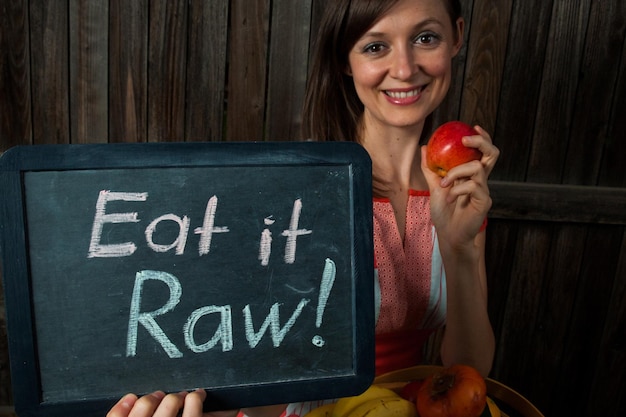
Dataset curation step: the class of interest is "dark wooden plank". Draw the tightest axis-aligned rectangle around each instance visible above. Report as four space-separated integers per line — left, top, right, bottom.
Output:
563 0 626 185
308 0 325 48
185 0 229 142
526 1 591 183
225 0 270 141
598 6 626 188
484 220 518 350
69 0 109 144
550 225 622 416
490 224 551 398
0 0 54 404
0 0 31 403
109 0 148 143
586 229 626 416
489 181 626 225
460 0 513 134
29 0 69 145
0 0 32 150
147 0 188 142
265 0 312 141
0 406 16 417
523 225 587 414
489 0 554 181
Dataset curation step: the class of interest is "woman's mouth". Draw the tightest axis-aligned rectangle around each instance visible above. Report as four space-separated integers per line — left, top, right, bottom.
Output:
384 86 425 104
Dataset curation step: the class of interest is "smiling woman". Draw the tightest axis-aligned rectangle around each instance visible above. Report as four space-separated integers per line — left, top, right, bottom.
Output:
304 0 497 376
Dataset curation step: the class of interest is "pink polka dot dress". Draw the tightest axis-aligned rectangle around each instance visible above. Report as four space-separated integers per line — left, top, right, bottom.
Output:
373 190 447 376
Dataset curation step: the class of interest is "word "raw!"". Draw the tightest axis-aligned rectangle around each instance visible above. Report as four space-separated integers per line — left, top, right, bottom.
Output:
126 258 337 357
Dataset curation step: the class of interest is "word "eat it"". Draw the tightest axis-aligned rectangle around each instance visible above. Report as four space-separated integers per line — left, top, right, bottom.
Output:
87 191 312 264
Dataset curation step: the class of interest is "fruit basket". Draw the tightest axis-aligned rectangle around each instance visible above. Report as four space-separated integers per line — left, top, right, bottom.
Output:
373 365 544 417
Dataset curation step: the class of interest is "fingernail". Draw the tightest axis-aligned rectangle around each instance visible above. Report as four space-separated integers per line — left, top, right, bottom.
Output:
151 391 166 400
120 394 137 409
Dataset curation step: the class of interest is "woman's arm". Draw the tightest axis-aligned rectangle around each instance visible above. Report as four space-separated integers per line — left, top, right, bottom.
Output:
437 230 495 376
420 125 499 377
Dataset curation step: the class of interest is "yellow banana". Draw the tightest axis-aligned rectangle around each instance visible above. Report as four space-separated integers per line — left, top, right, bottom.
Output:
345 396 418 417
304 402 336 417
332 385 399 417
486 396 501 417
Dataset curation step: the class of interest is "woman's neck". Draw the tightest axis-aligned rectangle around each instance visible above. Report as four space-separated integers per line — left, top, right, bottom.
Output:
359 117 428 197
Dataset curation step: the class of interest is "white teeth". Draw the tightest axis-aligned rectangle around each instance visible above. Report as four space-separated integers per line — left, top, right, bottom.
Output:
386 88 421 99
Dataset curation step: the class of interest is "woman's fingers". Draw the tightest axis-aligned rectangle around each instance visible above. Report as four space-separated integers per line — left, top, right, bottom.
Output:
152 392 188 417
421 147 491 240
182 389 235 417
107 393 139 417
448 178 491 209
132 391 174 417
181 389 206 417
464 125 500 176
108 390 240 417
183 389 240 417
117 391 167 417
120 391 185 417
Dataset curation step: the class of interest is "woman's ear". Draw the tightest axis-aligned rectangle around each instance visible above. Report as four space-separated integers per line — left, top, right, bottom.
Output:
452 17 465 57
344 64 353 76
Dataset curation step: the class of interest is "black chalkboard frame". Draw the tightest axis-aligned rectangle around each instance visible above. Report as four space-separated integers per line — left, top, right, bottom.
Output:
0 142 375 417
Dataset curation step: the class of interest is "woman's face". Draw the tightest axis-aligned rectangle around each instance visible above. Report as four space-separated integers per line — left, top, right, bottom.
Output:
347 0 463 132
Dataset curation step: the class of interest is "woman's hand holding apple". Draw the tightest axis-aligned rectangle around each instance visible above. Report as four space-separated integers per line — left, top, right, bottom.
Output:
421 122 499 250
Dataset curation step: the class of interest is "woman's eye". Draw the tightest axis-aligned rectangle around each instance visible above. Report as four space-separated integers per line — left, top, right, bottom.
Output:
414 32 440 46
363 42 386 54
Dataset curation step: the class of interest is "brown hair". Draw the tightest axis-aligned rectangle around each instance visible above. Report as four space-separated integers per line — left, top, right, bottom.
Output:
302 0 463 142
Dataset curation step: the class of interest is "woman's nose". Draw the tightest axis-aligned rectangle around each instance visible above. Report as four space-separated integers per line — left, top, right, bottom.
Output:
389 47 416 80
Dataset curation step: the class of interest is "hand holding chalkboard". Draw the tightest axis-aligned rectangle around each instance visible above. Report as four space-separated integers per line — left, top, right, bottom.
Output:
0 142 374 417
107 390 240 417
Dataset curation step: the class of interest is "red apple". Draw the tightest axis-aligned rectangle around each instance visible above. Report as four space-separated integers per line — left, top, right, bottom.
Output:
426 121 482 177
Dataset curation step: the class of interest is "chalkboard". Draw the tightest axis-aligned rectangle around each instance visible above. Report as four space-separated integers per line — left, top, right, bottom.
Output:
0 142 374 417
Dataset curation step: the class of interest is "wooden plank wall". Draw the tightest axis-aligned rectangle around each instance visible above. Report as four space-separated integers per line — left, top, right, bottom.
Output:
1 0 625 416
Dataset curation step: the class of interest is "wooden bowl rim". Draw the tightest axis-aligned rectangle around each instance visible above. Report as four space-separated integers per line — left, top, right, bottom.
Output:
374 366 545 417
